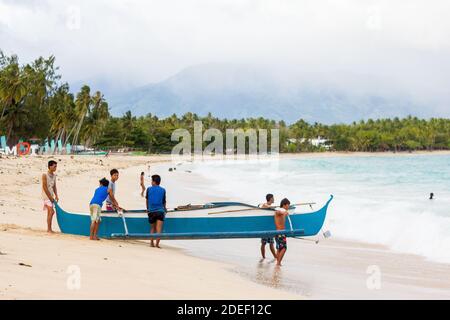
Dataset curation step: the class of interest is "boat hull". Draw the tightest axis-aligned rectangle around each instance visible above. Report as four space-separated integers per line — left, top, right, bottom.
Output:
55 196 333 239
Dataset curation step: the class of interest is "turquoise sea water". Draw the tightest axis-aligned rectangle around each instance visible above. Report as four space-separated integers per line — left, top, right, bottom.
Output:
185 154 450 264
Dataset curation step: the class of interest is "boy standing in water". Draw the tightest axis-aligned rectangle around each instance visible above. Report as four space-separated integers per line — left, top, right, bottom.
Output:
42 160 59 233
274 198 291 266
260 194 277 260
106 169 121 211
146 175 167 248
89 178 110 240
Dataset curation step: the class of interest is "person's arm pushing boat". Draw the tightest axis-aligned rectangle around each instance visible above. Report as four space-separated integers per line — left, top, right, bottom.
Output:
163 189 167 213
140 172 145 197
107 188 120 210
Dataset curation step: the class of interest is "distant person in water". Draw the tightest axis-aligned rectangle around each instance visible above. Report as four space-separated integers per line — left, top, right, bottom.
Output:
42 160 59 233
146 174 167 248
140 172 146 197
259 194 277 260
89 178 110 240
274 198 291 266
106 169 122 211
429 193 434 200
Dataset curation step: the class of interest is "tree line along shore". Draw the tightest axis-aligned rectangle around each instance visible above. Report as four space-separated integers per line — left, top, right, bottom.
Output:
2 52 450 154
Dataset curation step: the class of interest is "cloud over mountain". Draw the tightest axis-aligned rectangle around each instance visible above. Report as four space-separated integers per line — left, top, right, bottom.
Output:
109 64 434 124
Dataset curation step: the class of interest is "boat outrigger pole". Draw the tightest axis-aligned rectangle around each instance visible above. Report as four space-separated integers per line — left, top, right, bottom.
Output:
111 229 305 240
118 210 129 236
208 202 317 215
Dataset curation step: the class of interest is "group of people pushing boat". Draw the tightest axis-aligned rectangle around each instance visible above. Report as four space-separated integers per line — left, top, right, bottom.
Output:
41 160 291 266
89 170 167 248
41 160 166 248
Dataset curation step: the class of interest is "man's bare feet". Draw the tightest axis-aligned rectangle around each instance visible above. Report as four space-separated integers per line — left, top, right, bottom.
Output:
47 230 55 234
150 242 155 247
95 237 100 241
156 245 162 249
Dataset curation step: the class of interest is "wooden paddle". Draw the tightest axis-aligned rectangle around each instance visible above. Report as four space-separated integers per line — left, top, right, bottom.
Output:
207 202 316 215
175 204 205 211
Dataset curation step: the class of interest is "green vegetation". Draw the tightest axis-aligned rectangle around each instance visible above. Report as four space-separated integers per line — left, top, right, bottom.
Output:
0 52 109 148
2 52 450 153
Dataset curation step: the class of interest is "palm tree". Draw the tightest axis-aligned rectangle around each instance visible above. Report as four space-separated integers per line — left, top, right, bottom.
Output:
1 53 60 142
82 91 109 146
49 84 76 146
0 57 28 140
121 110 134 146
71 85 92 147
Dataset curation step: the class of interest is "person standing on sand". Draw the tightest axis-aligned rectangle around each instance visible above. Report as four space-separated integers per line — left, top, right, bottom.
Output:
42 160 59 233
105 169 122 211
260 194 277 260
274 198 291 266
89 178 110 240
146 175 167 248
140 172 146 197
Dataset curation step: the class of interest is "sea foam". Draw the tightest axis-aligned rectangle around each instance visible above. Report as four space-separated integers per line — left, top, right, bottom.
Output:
187 155 450 264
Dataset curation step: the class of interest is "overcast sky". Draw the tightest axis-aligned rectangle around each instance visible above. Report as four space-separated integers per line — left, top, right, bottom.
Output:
1 0 450 111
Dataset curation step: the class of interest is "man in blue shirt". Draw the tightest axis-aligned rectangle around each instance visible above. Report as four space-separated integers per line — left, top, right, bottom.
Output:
146 175 167 248
89 178 110 240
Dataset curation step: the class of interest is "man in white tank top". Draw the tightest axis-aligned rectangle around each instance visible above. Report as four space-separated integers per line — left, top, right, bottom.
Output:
42 160 59 233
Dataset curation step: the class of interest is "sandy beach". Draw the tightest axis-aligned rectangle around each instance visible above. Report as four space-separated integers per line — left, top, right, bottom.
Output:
1 153 450 299
0 154 297 300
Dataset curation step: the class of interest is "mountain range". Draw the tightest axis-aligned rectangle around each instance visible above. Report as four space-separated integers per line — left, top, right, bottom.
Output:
102 64 431 124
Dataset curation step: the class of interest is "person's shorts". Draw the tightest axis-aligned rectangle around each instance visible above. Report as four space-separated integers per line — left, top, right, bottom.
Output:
43 199 53 211
90 204 102 222
261 237 274 245
148 211 165 224
275 235 287 250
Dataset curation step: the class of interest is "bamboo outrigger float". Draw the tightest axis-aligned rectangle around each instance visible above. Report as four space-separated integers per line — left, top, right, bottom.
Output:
55 195 333 240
